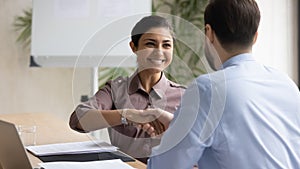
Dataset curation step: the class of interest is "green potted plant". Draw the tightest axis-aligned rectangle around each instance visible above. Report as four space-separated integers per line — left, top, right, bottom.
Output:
153 0 209 85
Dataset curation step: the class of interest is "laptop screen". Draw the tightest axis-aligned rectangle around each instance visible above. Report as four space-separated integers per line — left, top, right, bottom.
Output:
0 120 33 169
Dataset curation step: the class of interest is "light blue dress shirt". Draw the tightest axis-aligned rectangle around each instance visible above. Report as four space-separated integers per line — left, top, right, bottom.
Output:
148 53 300 169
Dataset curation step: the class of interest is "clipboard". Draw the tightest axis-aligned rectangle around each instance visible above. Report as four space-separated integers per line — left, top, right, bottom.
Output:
36 151 135 163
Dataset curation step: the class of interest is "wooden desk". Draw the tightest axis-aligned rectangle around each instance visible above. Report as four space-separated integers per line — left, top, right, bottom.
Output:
0 113 146 169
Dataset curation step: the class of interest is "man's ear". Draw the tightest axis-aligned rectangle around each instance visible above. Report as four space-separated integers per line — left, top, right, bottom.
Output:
129 41 137 53
205 24 214 43
252 31 258 45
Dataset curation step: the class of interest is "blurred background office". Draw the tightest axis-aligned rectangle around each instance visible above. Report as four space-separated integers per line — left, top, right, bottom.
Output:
0 0 298 122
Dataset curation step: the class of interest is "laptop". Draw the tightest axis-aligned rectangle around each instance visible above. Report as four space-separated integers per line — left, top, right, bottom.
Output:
0 120 41 169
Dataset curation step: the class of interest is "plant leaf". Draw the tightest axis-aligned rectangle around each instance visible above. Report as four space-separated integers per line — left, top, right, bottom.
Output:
13 8 32 49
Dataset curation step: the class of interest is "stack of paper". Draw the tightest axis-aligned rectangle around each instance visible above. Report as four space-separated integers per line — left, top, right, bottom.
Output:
39 159 135 169
26 141 118 156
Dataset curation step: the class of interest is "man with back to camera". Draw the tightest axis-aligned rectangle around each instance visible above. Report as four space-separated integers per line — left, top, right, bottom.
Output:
147 0 300 168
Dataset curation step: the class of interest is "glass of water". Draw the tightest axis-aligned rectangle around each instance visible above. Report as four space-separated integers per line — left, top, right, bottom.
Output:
17 125 37 146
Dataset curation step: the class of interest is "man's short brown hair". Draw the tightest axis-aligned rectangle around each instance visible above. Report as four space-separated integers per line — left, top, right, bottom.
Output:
204 0 260 51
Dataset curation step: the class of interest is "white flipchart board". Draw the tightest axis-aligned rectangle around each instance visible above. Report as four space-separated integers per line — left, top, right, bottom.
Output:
31 0 151 67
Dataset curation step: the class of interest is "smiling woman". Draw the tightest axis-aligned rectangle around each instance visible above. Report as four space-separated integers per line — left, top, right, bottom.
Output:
69 15 186 164
130 16 175 74
133 27 173 71
131 26 174 92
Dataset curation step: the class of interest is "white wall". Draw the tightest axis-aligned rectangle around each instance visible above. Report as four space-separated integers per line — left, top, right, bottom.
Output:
0 0 91 120
254 0 298 84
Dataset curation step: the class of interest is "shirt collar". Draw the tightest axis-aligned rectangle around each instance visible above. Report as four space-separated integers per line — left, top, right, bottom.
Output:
128 70 168 98
222 53 255 69
152 72 168 98
128 70 140 94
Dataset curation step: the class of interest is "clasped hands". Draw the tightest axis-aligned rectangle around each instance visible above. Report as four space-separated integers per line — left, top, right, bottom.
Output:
122 108 173 137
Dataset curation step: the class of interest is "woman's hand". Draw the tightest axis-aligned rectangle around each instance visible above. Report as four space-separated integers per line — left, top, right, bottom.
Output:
122 109 157 124
141 108 174 128
123 108 173 125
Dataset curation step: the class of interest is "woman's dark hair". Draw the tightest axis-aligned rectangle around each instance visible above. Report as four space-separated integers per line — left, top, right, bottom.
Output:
204 0 260 51
131 15 175 47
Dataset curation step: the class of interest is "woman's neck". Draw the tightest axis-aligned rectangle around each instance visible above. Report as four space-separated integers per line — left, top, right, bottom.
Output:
138 70 162 93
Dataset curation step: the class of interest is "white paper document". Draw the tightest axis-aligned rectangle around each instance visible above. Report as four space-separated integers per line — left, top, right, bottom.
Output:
39 159 135 169
26 141 118 156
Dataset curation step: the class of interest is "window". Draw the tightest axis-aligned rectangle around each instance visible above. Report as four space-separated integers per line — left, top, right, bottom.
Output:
253 0 298 84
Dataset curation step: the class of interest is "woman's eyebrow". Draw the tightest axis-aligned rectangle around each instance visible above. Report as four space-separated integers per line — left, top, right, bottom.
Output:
143 38 172 43
163 39 172 43
143 38 156 42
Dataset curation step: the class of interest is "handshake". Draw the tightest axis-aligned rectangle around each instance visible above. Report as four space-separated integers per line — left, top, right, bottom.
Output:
121 108 174 137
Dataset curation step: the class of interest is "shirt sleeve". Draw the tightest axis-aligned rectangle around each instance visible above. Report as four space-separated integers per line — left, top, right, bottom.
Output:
69 81 114 132
147 78 216 169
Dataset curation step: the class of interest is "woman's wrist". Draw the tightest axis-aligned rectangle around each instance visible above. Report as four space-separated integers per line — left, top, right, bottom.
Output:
119 109 128 125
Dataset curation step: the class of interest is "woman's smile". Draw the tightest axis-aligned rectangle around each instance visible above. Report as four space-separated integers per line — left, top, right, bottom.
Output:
147 58 166 65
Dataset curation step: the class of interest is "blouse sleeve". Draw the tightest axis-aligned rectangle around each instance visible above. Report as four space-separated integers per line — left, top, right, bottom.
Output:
69 81 114 132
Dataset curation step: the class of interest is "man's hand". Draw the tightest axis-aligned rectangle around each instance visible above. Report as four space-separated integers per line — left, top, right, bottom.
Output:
121 108 174 136
139 108 174 137
141 120 165 137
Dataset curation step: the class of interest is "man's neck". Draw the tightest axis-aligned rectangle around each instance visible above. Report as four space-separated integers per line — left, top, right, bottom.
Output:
221 48 252 64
